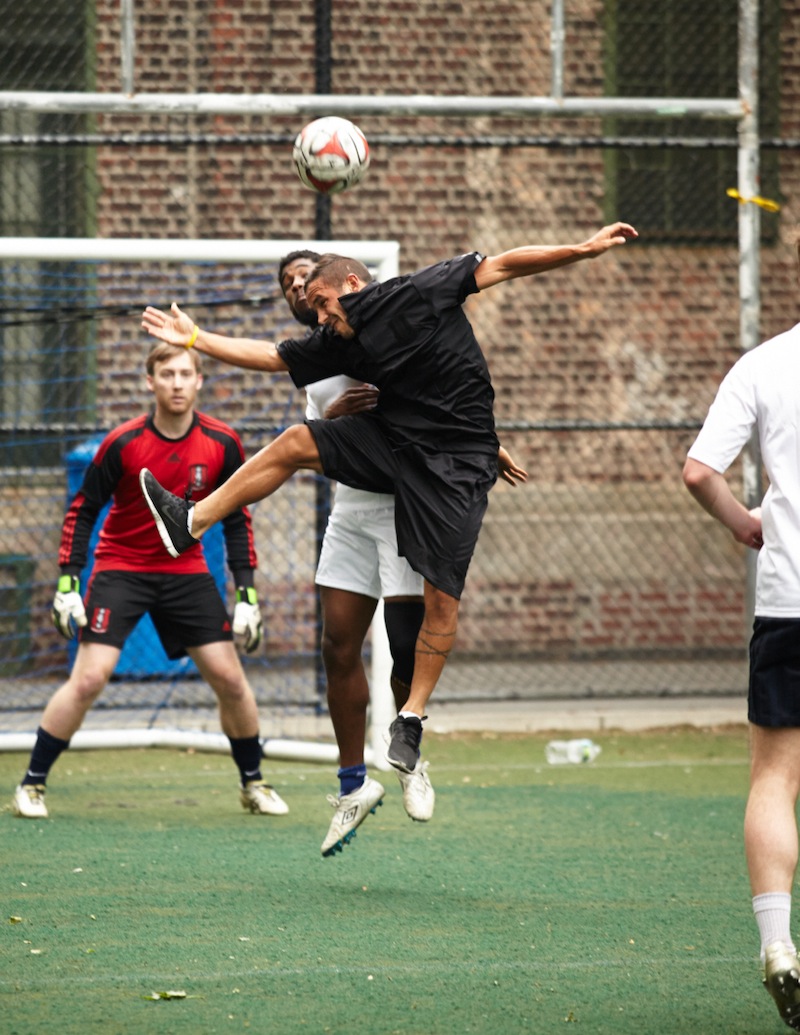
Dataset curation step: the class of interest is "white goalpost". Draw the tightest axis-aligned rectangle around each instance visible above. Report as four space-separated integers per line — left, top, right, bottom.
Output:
0 237 399 771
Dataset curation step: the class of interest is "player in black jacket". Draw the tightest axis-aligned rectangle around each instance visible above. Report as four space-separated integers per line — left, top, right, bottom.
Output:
11 343 289 820
140 224 634 777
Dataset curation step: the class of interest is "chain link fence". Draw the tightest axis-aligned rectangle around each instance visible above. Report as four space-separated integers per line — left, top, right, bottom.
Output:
0 250 751 716
1 0 797 721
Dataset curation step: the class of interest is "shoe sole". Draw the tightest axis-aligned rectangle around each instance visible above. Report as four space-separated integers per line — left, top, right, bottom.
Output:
385 750 417 775
139 469 181 559
321 797 383 858
764 944 800 1031
766 971 800 1029
404 807 433 823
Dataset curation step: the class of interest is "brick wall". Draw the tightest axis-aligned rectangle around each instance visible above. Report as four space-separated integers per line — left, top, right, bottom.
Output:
75 0 800 662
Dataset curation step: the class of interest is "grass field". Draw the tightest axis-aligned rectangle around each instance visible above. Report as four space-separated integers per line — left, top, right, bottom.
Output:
0 725 787 1034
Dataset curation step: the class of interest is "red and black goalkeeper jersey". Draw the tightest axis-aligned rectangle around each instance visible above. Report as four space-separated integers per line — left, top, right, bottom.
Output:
59 412 257 580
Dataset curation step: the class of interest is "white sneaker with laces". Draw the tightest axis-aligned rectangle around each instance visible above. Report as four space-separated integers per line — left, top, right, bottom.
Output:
240 780 289 816
321 776 385 857
396 759 435 822
12 784 49 819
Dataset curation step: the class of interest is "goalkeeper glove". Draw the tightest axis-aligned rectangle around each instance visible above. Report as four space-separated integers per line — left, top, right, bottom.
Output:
232 586 263 654
52 574 88 640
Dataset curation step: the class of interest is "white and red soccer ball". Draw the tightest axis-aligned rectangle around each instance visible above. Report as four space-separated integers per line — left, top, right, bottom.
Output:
292 116 370 196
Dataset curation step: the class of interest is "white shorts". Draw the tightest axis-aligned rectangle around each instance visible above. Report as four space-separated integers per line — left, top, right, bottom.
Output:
315 502 424 599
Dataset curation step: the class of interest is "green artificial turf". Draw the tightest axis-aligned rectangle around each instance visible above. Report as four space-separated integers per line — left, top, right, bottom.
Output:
1 725 783 1035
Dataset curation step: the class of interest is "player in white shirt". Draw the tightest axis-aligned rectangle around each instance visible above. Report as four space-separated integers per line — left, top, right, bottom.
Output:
280 252 431 857
684 318 800 1030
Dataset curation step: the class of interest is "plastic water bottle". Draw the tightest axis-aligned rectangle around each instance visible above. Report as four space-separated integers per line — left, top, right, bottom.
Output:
545 738 601 765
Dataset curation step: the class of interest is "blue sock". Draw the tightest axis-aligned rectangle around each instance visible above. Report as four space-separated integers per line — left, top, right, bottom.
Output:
338 763 367 796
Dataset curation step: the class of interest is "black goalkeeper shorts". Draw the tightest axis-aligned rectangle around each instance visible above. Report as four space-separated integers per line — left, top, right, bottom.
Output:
80 570 232 658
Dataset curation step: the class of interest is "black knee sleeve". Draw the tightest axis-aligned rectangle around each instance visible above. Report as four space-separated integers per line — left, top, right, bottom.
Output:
383 599 425 688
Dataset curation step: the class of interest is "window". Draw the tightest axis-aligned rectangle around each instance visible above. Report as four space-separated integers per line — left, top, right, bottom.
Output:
604 0 780 244
0 0 96 458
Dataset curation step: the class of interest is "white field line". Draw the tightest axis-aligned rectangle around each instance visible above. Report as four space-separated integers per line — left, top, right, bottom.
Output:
0 953 758 993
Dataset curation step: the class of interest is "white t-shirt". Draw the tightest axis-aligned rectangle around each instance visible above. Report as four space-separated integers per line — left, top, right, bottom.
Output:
305 375 395 511
687 322 800 616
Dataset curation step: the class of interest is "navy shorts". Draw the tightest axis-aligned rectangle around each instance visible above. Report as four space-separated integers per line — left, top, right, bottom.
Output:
307 414 497 600
80 571 232 659
749 617 800 727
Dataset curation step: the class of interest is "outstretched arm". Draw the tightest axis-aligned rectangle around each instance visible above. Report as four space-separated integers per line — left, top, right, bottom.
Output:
141 302 289 372
474 222 638 290
682 457 763 550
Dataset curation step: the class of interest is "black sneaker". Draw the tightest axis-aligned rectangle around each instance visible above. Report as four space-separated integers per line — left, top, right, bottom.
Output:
386 715 424 774
139 468 199 558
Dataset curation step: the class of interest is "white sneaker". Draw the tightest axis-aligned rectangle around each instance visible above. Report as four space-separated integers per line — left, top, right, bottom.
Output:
12 784 48 819
240 781 289 816
321 776 385 857
763 940 800 1030
396 759 435 822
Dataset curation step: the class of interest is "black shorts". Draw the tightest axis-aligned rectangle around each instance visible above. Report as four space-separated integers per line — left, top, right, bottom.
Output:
749 617 800 727
307 414 497 599
80 571 233 659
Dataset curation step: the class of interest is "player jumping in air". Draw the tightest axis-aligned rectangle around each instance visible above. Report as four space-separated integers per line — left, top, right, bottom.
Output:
139 223 636 783
142 249 527 856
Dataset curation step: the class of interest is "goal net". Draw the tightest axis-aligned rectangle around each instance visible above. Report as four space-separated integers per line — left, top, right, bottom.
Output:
0 237 399 769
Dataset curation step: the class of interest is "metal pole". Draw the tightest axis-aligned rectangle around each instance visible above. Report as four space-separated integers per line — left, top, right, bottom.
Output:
313 0 333 715
120 0 135 96
550 0 565 101
313 0 332 243
738 0 761 636
0 237 399 264
0 91 744 120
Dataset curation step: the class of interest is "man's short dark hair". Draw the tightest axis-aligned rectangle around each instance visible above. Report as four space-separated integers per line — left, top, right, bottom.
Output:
307 254 373 289
278 250 322 285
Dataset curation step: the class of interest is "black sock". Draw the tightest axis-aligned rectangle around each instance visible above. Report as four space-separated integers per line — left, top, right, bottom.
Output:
22 726 70 786
229 735 263 786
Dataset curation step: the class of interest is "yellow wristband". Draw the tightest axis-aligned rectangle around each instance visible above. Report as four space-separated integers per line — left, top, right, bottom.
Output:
186 325 199 349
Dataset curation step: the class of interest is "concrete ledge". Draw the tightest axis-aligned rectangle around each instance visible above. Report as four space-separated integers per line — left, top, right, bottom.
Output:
427 695 747 734
0 695 748 745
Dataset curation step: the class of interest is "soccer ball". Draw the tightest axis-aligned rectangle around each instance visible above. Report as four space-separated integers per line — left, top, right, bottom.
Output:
292 116 370 196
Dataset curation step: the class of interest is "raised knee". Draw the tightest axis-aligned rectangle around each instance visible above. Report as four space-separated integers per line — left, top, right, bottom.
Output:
285 424 321 468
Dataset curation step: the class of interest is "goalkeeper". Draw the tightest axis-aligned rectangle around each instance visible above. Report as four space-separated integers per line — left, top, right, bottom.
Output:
11 343 289 821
